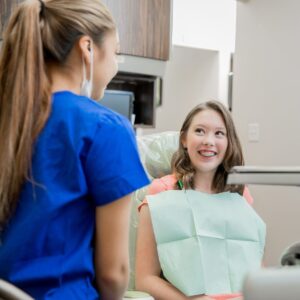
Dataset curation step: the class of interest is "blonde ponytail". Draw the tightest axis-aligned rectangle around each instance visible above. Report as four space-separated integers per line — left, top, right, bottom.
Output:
0 0 116 230
0 0 51 230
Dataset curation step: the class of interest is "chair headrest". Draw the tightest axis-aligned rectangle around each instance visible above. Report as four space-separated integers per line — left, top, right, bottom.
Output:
137 131 179 179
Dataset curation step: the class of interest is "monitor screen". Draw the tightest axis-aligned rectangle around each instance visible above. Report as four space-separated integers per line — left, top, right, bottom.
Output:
99 90 134 122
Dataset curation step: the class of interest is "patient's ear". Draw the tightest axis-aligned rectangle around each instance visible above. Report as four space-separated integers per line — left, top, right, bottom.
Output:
181 135 187 149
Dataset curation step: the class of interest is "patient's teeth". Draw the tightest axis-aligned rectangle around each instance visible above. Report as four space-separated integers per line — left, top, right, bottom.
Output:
199 151 216 157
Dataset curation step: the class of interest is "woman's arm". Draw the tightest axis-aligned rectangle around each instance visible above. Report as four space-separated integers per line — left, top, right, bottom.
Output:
136 206 213 300
95 194 132 300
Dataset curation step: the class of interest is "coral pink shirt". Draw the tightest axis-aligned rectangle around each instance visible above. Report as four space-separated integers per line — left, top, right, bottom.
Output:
139 174 254 211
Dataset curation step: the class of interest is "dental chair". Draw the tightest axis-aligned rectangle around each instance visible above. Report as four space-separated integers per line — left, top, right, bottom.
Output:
0 279 33 300
227 166 300 300
127 163 300 300
125 131 179 299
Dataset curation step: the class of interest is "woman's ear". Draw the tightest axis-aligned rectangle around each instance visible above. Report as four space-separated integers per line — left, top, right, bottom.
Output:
78 35 92 64
180 134 187 149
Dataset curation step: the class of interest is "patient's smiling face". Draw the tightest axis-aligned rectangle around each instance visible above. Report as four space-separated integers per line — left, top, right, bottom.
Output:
182 109 228 177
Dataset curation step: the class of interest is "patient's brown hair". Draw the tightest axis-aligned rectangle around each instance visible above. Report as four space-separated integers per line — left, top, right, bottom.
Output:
172 100 245 195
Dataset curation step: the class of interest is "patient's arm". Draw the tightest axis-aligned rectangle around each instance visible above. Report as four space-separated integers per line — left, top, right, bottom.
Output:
135 206 214 300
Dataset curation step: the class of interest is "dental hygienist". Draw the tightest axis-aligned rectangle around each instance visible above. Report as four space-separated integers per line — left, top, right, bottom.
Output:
0 0 149 299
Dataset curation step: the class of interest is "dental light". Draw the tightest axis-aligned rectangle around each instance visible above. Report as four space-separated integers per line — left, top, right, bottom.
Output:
227 166 300 186
227 165 300 300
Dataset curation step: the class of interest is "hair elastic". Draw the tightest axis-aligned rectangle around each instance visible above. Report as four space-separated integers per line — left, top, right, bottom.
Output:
38 0 45 15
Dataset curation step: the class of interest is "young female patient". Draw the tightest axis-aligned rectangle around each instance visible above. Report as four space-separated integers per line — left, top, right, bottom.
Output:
135 101 266 300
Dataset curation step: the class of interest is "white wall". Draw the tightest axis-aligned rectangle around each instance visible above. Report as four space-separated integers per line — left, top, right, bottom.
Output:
142 45 219 134
172 0 236 103
172 0 236 51
232 0 300 266
140 0 237 135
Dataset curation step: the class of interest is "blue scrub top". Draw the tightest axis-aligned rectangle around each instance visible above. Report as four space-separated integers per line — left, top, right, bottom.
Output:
0 91 150 299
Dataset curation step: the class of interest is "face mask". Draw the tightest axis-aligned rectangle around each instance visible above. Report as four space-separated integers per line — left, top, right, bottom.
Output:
80 44 94 98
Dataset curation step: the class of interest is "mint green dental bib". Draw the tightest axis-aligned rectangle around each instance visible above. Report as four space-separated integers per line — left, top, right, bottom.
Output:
146 190 266 296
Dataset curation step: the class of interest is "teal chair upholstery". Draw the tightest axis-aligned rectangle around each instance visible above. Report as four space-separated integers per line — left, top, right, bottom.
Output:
128 131 179 291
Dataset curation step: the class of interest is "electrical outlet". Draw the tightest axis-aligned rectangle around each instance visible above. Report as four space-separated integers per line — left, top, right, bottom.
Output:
248 123 260 142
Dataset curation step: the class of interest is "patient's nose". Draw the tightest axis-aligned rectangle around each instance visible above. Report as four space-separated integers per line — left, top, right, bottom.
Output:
202 133 215 146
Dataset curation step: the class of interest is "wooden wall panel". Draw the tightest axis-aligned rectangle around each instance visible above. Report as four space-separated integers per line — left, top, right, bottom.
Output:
102 0 171 60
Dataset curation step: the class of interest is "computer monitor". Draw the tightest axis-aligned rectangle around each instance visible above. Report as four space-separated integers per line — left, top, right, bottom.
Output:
99 90 135 123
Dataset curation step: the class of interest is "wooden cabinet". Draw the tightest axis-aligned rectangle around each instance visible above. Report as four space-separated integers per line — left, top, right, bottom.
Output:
0 0 171 60
102 0 171 61
0 0 23 38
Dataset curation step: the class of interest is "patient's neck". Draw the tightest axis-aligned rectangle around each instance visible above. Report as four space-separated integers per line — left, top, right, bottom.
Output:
193 172 215 194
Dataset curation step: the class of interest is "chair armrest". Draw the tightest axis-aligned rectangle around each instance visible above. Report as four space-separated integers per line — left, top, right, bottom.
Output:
123 290 154 299
0 279 34 300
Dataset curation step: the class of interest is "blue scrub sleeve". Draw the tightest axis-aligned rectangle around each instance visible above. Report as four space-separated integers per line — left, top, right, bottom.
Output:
85 118 149 206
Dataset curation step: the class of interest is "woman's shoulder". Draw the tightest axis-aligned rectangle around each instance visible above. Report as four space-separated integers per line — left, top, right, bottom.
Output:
138 174 176 212
148 174 177 195
243 186 254 205
52 90 132 135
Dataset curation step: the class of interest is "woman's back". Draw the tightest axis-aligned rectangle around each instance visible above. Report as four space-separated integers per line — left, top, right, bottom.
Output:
0 91 149 299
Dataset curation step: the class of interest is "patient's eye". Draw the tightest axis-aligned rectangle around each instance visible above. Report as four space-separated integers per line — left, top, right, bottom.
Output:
195 128 205 135
215 130 226 137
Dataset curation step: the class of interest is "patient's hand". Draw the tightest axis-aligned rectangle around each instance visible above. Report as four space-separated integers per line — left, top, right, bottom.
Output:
189 296 243 300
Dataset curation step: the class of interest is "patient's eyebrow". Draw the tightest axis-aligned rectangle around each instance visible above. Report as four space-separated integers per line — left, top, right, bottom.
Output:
193 124 226 131
215 127 226 131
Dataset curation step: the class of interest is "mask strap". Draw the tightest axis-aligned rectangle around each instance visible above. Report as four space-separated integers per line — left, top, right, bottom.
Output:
89 44 94 92
82 55 87 83
80 41 94 98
